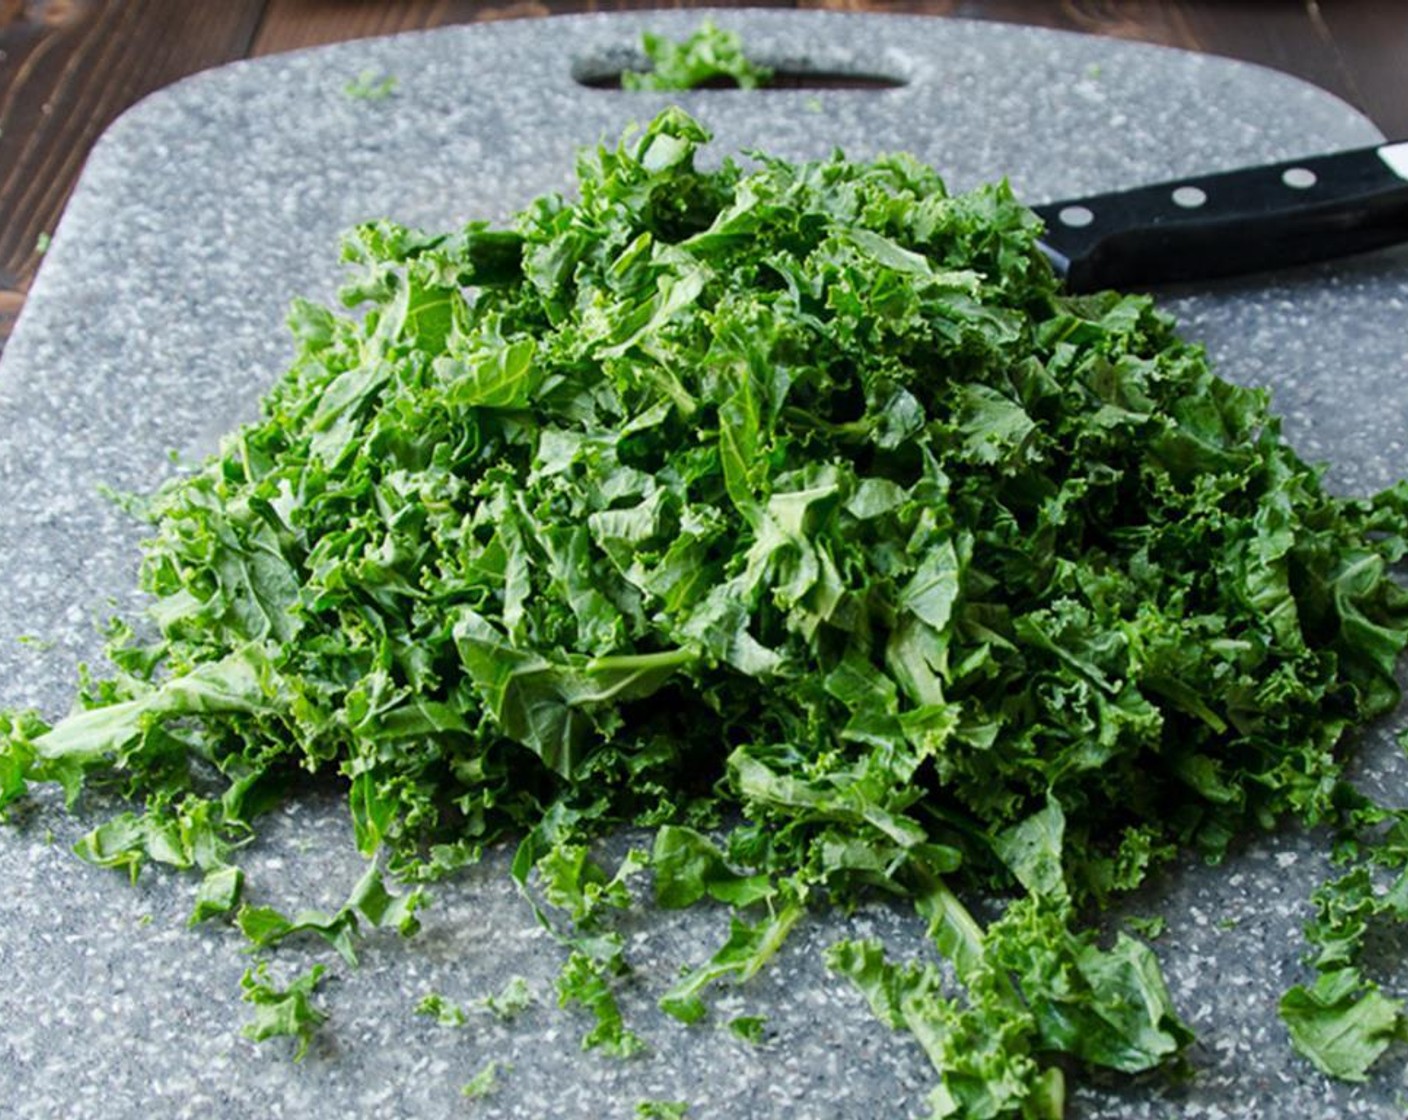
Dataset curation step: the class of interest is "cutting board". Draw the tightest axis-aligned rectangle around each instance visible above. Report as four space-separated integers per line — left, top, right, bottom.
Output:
2 11 1406 1119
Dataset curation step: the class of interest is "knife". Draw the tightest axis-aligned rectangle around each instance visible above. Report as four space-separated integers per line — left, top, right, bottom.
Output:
1031 140 1408 292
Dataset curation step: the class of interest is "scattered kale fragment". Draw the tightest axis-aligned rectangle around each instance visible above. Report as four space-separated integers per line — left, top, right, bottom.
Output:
728 1014 767 1044
462 1059 509 1100
1281 968 1404 1082
417 991 469 1028
189 863 245 926
240 961 328 1061
236 862 425 966
557 942 648 1058
345 69 397 101
635 1102 690 1120
1277 798 1408 1079
483 974 535 1021
622 21 772 90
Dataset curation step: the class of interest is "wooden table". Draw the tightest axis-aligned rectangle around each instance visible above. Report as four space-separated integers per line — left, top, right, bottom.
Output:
2 1 1405 350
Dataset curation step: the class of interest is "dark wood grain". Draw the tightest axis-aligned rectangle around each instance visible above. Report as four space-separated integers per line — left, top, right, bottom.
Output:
2 0 1405 351
1315 0 1408 137
0 0 266 338
249 0 813 55
251 0 546 55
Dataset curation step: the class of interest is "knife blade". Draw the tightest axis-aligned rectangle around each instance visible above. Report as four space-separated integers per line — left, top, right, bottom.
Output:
1032 140 1408 293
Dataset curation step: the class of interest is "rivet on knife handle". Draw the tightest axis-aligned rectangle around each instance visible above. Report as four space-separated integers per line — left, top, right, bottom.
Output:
1032 141 1408 293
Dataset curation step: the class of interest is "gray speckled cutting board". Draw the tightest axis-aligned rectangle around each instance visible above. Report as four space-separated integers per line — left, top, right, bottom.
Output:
2 10 1407 1120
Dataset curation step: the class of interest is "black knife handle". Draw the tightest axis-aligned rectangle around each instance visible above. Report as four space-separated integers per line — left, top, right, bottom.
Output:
1032 141 1408 293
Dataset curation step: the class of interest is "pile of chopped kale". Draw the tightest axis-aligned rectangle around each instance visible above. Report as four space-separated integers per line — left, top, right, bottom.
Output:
5 108 1408 1116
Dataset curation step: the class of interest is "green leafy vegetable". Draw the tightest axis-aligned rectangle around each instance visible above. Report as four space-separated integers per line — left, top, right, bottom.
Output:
1277 807 1408 1079
417 976 535 1028
1280 969 1404 1082
461 1059 508 1100
652 825 775 909
190 864 245 926
416 991 468 1028
728 1014 767 1044
635 1102 690 1120
622 21 772 91
483 974 535 1021
660 888 804 1025
240 962 328 1061
344 69 397 101
557 943 648 1058
1122 914 1166 940
236 862 425 967
6 106 1408 1112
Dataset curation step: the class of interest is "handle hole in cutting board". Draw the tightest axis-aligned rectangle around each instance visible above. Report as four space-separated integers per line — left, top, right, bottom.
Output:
573 51 906 91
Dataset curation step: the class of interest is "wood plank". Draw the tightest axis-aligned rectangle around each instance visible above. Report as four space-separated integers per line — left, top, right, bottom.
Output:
251 0 784 56
0 0 268 301
1316 0 1408 137
252 0 489 55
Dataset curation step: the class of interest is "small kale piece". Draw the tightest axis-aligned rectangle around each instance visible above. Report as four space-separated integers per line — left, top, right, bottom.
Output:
635 1102 690 1120
416 991 468 1028
239 962 328 1061
623 21 772 90
482 975 534 1021
1281 970 1405 1082
461 1059 509 1100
